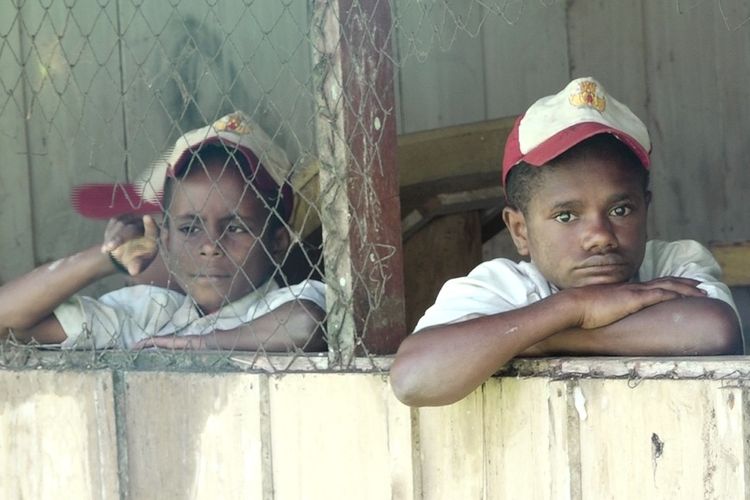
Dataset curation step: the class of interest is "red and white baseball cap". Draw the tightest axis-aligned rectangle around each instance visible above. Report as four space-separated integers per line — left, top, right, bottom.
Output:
71 111 294 220
502 77 651 186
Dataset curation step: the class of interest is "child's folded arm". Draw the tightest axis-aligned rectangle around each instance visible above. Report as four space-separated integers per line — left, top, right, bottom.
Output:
0 246 115 344
390 292 582 407
528 296 742 357
0 214 158 345
133 299 326 352
391 277 707 407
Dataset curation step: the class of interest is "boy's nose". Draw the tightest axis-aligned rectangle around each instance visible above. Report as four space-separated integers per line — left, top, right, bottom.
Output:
582 217 618 253
199 229 224 257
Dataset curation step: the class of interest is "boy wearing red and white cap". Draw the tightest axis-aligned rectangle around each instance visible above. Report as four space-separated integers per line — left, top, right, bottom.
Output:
391 78 742 407
0 111 326 351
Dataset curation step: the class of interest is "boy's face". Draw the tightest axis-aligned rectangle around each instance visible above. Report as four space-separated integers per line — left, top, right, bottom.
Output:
503 155 649 289
163 159 287 314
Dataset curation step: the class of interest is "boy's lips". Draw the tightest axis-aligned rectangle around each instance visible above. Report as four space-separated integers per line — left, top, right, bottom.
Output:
190 272 233 281
576 256 627 269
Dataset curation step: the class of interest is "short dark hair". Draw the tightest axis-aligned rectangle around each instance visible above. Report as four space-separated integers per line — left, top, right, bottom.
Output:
504 134 650 214
162 143 286 233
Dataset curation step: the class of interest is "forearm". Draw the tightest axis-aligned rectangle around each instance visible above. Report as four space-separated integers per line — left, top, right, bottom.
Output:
531 297 743 356
169 300 326 352
391 293 580 407
0 246 114 337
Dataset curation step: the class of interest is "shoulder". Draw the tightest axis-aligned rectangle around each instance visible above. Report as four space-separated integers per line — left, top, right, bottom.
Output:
99 284 187 312
56 285 187 349
215 279 326 327
640 240 740 319
468 258 548 284
264 279 326 309
413 258 553 332
640 240 720 280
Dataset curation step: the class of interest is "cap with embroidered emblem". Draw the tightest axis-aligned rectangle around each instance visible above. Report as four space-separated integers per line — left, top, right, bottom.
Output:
71 111 294 221
502 77 651 186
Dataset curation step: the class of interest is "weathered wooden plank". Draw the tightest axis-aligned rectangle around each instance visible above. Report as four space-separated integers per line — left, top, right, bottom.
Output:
393 0 488 134
574 379 745 498
566 0 648 120
503 356 750 380
483 377 573 500
417 387 485 499
0 370 119 499
228 351 393 373
401 186 502 241
482 1 570 118
123 372 265 499
398 117 514 188
0 4 35 282
312 0 406 358
268 373 414 500
641 2 727 243
20 1 124 275
710 241 750 286
711 10 750 243
404 212 482 331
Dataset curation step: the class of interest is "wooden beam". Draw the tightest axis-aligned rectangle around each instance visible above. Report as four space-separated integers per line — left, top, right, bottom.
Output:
402 186 503 241
710 241 750 286
397 117 515 187
291 117 515 240
311 0 406 360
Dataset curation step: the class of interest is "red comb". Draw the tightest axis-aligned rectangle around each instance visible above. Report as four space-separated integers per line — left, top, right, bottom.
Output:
70 183 162 219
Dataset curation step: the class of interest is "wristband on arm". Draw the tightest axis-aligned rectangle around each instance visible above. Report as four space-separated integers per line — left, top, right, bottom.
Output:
108 252 129 274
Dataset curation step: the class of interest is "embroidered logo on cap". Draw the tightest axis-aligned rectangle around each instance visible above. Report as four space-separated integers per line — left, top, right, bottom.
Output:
569 80 606 112
214 112 253 135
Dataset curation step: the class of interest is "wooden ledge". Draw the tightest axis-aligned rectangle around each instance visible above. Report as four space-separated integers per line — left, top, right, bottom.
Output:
502 356 750 380
2 345 749 381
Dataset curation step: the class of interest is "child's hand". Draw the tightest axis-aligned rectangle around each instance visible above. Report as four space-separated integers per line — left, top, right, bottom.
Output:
102 214 159 276
569 277 707 330
133 334 208 350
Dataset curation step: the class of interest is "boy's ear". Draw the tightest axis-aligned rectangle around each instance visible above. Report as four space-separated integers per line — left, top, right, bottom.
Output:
502 206 530 256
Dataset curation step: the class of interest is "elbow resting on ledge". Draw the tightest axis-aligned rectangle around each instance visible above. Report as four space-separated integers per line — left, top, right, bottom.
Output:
691 299 744 355
389 361 430 407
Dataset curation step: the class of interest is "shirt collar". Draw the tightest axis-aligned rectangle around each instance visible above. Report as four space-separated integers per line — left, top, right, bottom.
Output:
169 278 279 331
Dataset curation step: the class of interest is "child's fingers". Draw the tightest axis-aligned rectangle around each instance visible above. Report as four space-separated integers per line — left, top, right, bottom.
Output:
102 215 154 253
642 277 707 297
142 215 158 240
102 218 123 252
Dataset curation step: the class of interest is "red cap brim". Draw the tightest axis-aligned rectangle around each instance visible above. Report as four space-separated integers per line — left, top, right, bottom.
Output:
502 121 650 186
70 183 162 219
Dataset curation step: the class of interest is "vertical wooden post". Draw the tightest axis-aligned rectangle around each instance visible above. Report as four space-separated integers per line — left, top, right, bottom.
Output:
311 0 406 363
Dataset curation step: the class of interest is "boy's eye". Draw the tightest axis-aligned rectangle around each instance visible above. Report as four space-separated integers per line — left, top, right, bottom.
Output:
179 223 200 235
554 211 577 223
610 205 633 217
226 219 254 234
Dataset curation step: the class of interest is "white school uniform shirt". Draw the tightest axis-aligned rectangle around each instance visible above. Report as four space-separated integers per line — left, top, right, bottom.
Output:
414 240 739 332
54 279 325 349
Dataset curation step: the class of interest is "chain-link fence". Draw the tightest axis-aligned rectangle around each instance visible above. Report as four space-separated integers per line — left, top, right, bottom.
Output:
1 0 749 371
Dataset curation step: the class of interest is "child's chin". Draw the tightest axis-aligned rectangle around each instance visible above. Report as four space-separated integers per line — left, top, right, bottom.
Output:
573 275 630 287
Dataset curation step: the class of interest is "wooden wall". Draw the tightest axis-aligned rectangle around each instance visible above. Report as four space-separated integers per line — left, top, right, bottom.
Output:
395 0 750 247
1 0 748 284
3 357 750 499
